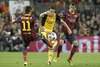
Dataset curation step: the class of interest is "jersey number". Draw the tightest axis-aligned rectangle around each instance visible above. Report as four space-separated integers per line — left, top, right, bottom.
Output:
22 21 31 31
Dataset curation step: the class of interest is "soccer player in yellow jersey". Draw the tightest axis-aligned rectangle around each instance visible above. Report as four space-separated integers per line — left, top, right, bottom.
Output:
39 6 72 65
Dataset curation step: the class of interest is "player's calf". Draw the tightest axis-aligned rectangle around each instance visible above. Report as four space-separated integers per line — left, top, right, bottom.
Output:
53 39 64 62
56 39 64 57
68 40 78 62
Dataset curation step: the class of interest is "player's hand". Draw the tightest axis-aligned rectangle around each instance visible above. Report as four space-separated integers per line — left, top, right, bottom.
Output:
44 11 50 15
58 13 64 17
68 30 72 35
40 27 51 34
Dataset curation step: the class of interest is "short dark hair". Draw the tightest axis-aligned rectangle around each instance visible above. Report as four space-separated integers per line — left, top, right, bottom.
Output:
70 2 76 6
25 6 33 14
48 6 55 10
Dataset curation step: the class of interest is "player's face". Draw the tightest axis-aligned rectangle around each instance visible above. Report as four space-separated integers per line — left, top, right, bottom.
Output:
70 6 76 12
48 9 55 17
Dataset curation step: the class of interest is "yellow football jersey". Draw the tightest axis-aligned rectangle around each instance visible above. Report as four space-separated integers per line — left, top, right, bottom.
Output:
44 14 56 32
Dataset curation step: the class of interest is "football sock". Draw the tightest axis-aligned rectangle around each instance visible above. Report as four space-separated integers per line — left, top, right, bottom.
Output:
48 40 57 62
57 45 62 58
48 49 53 62
23 50 27 62
68 46 77 60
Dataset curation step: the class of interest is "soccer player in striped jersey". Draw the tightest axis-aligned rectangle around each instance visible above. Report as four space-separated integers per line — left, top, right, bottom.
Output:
39 6 72 65
9 6 53 66
54 2 87 65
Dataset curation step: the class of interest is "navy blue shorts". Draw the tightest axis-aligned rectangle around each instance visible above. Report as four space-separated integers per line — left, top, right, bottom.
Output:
61 33 77 44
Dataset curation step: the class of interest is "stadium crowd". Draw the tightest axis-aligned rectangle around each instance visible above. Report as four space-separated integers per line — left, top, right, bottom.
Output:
0 0 100 51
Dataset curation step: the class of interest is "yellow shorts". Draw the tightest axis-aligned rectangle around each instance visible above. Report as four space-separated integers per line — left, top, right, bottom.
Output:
38 28 52 39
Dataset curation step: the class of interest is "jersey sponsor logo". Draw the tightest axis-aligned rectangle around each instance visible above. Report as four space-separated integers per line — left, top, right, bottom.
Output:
68 18 76 22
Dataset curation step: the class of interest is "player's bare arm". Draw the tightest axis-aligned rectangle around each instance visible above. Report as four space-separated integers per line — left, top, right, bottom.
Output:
58 13 64 18
40 11 49 18
77 21 89 32
57 12 72 35
60 19 72 35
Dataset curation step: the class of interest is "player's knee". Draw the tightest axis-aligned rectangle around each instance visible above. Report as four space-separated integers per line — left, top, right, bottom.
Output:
73 40 78 46
59 39 64 46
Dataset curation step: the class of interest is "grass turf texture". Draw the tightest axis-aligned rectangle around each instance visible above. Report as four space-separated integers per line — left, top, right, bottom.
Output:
0 52 99 67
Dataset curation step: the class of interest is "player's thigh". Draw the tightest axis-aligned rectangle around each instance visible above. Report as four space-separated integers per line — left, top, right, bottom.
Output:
22 36 35 49
66 33 78 46
23 42 30 49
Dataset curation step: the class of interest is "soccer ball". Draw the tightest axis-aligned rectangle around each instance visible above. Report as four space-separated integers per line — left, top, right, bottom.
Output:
48 32 57 40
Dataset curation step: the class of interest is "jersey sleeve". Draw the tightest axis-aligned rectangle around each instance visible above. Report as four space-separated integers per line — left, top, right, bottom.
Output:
56 15 61 23
41 15 47 26
61 10 66 16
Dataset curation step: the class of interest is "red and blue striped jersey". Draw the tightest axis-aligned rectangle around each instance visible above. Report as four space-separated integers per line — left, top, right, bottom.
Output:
14 15 38 44
61 10 79 34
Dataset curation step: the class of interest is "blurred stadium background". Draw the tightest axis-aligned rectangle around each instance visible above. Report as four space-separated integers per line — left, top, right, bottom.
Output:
0 0 100 67
0 0 100 52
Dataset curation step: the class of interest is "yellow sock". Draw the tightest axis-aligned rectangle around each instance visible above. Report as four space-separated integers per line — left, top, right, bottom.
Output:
48 40 58 62
48 49 53 62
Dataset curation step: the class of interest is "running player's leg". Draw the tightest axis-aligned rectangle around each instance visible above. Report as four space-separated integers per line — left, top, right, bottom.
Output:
66 33 78 65
48 40 57 65
54 33 66 62
23 42 29 66
41 32 53 48
56 39 64 58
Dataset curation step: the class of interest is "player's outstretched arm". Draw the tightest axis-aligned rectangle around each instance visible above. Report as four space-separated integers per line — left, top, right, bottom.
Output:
12 15 21 23
61 19 72 35
35 20 51 34
77 21 89 32
40 11 49 18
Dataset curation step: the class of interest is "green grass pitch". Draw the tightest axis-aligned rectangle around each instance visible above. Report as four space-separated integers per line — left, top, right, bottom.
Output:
0 52 99 67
